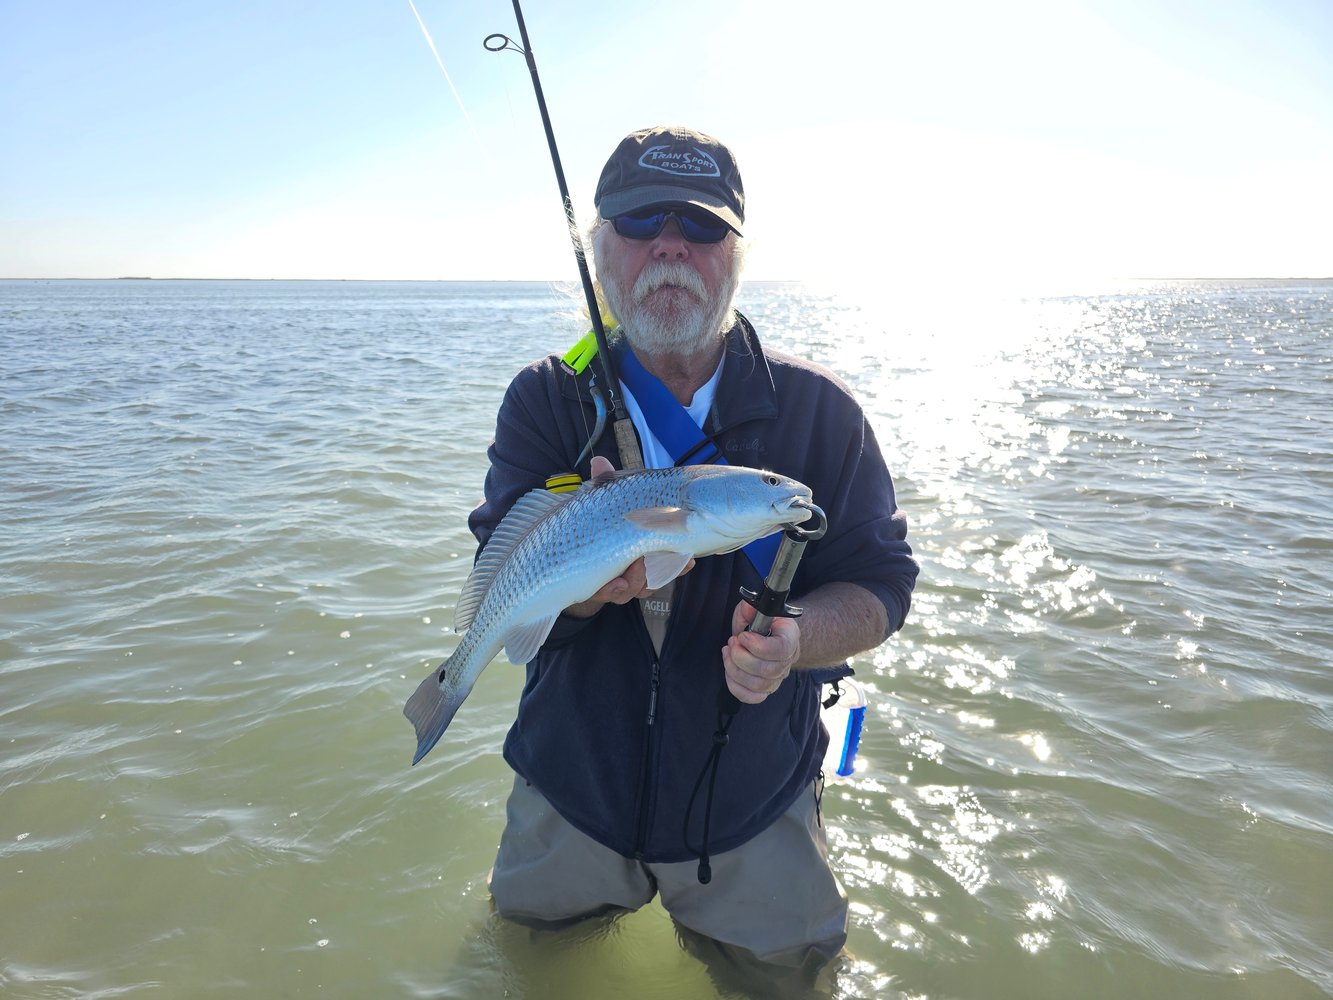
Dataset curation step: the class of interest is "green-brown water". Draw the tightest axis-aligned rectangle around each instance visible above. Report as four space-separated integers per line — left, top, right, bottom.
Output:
2 279 1329 998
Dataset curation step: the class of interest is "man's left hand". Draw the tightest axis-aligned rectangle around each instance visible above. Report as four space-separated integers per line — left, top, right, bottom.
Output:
721 601 801 705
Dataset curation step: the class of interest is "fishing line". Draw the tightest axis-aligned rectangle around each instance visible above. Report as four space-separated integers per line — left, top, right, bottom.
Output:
405 0 485 153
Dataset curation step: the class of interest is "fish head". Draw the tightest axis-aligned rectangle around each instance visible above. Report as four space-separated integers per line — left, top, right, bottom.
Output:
681 466 814 546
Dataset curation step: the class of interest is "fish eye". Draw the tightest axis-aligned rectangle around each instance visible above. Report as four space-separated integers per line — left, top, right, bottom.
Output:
763 474 780 487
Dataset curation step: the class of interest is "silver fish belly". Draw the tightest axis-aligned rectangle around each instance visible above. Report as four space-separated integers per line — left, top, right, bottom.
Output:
402 465 813 764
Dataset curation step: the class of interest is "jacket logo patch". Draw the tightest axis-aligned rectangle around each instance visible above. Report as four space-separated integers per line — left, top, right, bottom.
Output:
724 437 764 458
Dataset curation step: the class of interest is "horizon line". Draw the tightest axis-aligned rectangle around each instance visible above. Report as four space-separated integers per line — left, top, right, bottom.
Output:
5 275 1333 284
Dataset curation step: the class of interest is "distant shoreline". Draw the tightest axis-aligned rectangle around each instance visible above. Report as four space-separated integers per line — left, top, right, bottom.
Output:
1 276 594 284
4 275 1332 284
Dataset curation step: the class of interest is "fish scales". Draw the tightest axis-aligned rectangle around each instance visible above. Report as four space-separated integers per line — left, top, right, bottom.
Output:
403 465 813 765
469 471 688 638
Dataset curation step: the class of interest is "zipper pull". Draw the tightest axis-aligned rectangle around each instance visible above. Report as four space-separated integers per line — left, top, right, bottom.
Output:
645 659 661 725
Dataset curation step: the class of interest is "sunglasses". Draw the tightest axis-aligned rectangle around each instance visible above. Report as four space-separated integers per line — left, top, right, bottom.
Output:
610 207 731 244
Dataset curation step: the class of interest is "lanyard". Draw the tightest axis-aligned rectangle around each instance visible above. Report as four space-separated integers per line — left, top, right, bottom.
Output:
614 342 782 578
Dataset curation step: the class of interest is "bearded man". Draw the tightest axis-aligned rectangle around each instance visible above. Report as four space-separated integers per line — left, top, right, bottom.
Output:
472 126 918 969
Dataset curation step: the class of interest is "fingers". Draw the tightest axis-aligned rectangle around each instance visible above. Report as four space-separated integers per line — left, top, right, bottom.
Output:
722 613 801 705
591 557 648 605
569 456 694 617
565 556 645 618
730 599 757 635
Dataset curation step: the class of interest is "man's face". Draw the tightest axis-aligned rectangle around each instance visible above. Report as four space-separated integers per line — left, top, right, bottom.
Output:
596 212 740 355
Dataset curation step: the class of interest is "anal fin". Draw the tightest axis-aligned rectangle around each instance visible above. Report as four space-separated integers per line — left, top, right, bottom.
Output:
502 613 560 666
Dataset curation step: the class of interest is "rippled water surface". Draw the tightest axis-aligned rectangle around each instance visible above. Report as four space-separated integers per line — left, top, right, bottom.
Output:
2 278 1329 999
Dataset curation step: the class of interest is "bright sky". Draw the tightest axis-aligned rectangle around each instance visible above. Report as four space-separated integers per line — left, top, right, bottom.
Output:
2 0 1331 284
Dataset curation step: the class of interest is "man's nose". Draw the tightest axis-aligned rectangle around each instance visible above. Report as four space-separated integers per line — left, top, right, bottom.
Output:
651 218 690 260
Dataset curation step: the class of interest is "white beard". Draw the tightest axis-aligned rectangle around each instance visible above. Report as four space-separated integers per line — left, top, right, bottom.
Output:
601 260 739 356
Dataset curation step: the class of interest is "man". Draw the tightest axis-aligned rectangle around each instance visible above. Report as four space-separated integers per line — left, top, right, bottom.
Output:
472 125 917 967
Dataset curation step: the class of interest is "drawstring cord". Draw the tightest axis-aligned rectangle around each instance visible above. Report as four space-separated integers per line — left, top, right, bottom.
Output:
683 702 738 884
684 678 837 883
684 687 833 882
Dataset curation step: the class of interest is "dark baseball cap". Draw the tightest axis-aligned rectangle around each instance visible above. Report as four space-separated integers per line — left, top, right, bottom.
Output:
594 126 745 235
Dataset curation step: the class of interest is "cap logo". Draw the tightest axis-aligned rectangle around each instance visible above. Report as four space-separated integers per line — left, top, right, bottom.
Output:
637 144 721 177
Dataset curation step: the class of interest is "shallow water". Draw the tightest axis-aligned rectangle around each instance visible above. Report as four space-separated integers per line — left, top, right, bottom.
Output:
1 278 1329 998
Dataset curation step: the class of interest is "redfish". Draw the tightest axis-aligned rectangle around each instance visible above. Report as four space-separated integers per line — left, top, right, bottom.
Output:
404 466 813 764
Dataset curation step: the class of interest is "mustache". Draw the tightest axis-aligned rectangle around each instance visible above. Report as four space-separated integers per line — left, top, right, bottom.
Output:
632 262 707 302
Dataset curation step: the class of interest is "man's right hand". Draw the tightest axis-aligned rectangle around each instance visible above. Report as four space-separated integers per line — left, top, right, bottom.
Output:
563 455 694 619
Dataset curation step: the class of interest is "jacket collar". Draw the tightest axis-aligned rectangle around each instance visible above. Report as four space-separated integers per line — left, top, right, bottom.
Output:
557 312 778 434
710 312 779 433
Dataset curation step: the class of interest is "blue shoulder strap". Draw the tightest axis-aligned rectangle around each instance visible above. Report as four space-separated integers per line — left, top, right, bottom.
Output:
616 342 781 577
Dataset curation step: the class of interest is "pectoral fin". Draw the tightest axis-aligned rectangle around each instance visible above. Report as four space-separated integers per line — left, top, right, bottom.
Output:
502 613 560 666
643 551 694 590
624 506 690 533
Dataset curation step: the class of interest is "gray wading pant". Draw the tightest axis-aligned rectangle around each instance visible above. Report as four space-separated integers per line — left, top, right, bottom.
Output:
488 774 849 967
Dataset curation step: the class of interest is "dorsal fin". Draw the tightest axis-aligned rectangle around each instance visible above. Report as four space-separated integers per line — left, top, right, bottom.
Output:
589 468 671 487
454 487 569 633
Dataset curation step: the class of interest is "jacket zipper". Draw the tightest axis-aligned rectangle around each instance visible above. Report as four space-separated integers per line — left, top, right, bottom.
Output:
632 649 662 859
632 567 680 858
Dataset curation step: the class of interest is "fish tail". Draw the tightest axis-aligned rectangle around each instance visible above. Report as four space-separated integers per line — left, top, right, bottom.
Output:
403 654 465 766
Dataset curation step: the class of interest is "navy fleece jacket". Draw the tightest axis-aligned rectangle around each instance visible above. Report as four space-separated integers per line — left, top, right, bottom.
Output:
469 316 917 862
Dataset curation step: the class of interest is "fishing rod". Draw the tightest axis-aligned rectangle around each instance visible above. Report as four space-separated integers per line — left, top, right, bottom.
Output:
484 2 643 472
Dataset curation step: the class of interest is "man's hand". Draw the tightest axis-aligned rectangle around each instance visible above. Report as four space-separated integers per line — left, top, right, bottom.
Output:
563 456 695 620
721 600 801 705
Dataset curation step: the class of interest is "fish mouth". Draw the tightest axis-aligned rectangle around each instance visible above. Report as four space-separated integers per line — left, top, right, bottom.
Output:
774 496 814 522
774 498 828 539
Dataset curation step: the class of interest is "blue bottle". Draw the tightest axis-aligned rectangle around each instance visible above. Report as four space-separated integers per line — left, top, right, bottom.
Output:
821 678 867 778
